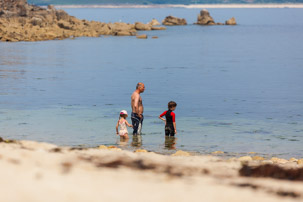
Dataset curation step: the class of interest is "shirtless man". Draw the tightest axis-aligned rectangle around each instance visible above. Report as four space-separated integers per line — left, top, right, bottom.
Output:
131 82 145 135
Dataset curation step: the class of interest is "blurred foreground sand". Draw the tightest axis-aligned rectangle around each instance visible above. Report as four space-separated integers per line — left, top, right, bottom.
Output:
0 140 302 202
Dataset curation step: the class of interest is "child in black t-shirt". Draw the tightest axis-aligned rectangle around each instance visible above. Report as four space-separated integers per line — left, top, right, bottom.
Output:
159 101 177 136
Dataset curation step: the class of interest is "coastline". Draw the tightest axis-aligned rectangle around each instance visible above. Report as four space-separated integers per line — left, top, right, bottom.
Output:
52 3 303 9
1 139 303 201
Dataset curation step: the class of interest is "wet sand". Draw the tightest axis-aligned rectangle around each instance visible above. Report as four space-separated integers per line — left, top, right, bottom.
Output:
1 139 303 202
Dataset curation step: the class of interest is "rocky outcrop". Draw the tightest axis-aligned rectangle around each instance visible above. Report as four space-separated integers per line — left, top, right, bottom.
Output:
149 19 160 26
0 0 165 42
107 22 136 36
225 17 237 25
162 16 187 26
196 9 237 26
135 22 152 31
0 0 28 17
196 9 216 25
151 26 166 30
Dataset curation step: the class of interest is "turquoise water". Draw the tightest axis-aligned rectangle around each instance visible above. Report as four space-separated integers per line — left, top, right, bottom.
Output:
0 8 303 158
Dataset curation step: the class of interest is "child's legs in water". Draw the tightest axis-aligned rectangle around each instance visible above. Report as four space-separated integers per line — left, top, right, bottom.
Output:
165 125 175 137
122 133 129 139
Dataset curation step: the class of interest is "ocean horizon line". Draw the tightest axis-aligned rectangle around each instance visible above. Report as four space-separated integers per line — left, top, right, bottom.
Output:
49 3 303 9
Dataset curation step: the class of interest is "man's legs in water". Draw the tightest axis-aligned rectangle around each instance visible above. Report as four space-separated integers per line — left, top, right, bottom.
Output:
131 113 143 135
131 113 140 135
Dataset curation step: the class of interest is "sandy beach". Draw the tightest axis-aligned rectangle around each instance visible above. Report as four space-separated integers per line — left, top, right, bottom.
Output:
1 139 303 202
53 3 303 9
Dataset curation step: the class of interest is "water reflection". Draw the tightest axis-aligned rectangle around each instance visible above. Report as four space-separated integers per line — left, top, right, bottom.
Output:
164 136 176 150
0 44 28 66
0 69 26 80
117 136 129 148
131 135 142 147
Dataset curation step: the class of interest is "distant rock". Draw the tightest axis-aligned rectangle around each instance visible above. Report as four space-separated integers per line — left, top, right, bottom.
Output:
108 22 137 36
135 22 152 31
149 19 160 26
196 9 215 25
196 9 236 26
162 16 187 26
30 17 43 26
152 36 158 39
136 34 147 39
151 26 166 30
225 17 237 25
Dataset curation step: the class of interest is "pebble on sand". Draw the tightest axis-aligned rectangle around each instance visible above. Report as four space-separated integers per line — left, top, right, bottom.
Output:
211 151 224 154
108 146 118 149
270 157 288 164
172 150 191 157
252 156 265 161
262 160 274 164
289 158 298 162
134 149 148 153
238 156 253 162
98 145 108 149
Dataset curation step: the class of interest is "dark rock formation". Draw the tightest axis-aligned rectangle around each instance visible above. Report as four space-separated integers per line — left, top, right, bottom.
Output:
0 0 164 42
162 16 187 26
196 9 215 25
196 9 236 26
0 0 28 17
225 17 237 25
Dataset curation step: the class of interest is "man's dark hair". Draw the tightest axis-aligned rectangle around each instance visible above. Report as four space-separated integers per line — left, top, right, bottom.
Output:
136 82 143 89
168 101 177 109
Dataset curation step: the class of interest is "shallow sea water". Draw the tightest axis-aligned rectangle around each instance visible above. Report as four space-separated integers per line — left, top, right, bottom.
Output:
0 8 303 158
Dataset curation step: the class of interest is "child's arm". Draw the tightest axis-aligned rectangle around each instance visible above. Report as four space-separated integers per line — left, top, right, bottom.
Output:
115 121 119 135
173 122 177 134
125 120 133 128
159 111 167 124
158 116 165 121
